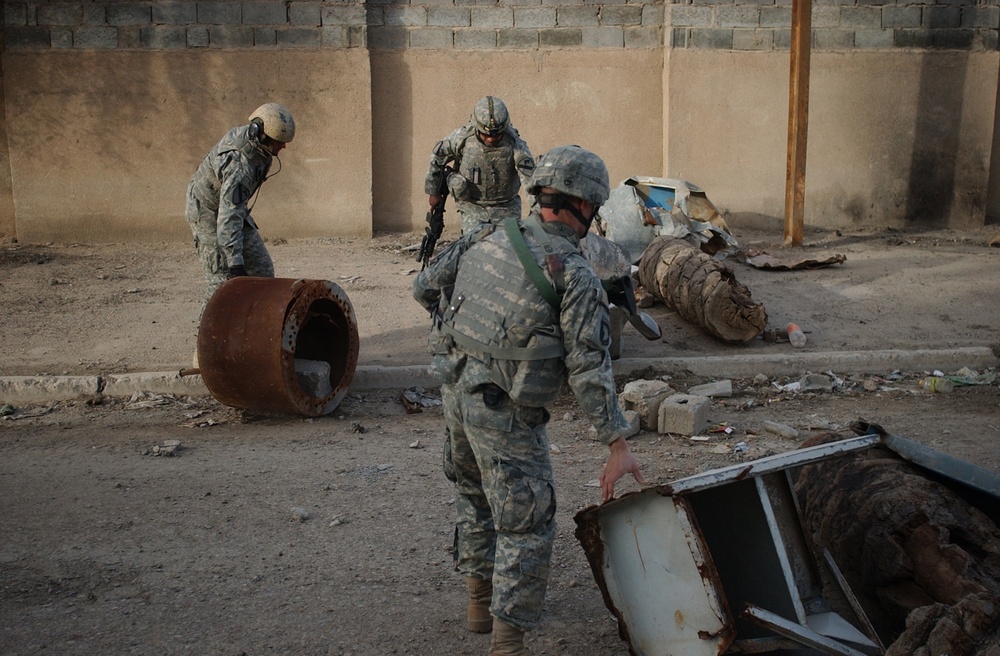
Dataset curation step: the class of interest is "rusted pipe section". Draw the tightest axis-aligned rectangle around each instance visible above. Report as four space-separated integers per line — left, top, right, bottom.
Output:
197 277 359 416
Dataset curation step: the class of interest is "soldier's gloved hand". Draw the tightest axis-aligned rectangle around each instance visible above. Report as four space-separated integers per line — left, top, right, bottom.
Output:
228 265 248 279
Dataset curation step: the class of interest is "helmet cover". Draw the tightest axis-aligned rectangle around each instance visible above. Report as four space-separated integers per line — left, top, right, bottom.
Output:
248 103 296 143
472 96 510 137
527 145 610 206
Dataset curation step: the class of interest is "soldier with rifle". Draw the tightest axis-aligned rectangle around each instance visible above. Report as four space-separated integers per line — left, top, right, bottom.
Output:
423 96 535 238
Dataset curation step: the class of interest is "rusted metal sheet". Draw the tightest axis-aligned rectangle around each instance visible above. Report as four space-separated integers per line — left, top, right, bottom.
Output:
574 435 884 656
197 277 359 417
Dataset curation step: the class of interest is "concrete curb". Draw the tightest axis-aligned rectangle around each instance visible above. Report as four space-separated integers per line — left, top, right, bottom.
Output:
1 347 996 408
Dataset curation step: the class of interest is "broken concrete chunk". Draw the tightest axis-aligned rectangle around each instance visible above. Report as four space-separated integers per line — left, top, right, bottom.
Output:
762 420 799 440
688 380 733 398
798 373 833 392
618 379 675 431
295 358 332 399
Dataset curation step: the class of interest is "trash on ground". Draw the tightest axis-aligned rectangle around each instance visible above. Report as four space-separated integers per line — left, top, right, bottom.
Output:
401 387 442 413
594 177 739 264
742 248 847 270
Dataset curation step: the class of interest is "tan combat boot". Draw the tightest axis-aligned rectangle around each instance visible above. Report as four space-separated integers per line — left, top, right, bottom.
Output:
465 576 493 633
487 618 529 656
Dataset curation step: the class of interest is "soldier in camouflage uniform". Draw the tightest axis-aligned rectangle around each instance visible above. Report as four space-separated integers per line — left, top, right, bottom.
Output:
413 145 646 656
185 103 295 318
425 96 535 234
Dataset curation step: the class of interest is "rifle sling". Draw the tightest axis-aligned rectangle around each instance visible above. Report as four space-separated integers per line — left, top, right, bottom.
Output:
503 217 561 310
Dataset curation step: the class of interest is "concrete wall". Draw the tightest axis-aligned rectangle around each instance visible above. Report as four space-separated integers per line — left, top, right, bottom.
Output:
665 49 999 229
4 49 373 242
372 49 664 233
1 0 998 242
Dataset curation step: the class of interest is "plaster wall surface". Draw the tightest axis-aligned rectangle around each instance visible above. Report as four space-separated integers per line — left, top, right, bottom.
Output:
665 49 999 230
372 49 664 233
3 50 374 243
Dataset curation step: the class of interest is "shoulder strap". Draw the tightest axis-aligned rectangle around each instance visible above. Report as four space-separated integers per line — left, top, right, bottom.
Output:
503 217 560 309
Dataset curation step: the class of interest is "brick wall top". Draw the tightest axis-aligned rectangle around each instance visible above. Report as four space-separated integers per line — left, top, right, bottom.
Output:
2 0 995 50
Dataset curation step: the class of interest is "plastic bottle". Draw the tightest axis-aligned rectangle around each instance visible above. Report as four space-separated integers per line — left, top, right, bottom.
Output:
921 376 955 393
786 323 806 348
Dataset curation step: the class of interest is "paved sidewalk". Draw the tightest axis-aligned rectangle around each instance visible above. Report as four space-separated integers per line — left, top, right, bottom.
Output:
2 227 999 407
1 346 996 407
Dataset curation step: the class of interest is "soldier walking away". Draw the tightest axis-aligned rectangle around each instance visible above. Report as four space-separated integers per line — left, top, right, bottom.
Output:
424 96 536 234
185 102 295 367
413 145 646 655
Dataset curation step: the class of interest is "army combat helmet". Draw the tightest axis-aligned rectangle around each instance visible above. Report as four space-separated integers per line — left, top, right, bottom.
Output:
472 96 509 137
248 103 296 143
528 145 610 230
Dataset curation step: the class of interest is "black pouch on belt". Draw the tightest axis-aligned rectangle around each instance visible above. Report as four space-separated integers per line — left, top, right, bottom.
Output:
481 384 505 409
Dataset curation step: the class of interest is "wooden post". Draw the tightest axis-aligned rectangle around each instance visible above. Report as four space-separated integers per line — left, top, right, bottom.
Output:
783 0 811 247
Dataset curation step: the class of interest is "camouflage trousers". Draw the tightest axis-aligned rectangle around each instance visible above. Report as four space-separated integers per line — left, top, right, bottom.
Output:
442 381 556 632
454 197 521 234
185 189 274 319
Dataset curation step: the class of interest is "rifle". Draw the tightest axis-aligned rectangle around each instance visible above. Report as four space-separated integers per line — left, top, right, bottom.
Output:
604 274 662 340
416 165 454 269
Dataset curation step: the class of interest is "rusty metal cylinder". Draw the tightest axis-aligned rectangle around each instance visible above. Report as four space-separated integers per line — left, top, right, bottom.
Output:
197 277 359 417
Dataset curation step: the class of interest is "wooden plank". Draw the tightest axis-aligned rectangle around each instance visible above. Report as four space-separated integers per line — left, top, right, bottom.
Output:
784 0 811 247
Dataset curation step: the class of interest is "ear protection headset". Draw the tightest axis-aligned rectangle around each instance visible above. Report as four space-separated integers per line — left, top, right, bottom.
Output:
248 118 265 142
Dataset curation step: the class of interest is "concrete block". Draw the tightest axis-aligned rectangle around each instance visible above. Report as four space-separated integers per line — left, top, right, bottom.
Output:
641 5 664 26
688 380 732 398
52 27 74 48
583 25 623 47
472 7 513 28
690 27 733 49
108 4 151 25
244 2 288 25
321 25 348 46
37 5 83 26
602 5 642 25
74 26 118 48
368 25 408 47
515 7 556 28
209 25 254 47
410 26 454 47
255 26 277 45
428 6 470 27
732 28 772 50
0 376 101 405
197 2 242 25
718 5 760 28
624 26 661 47
153 3 197 25
558 6 599 26
295 359 333 399
657 393 710 436
187 26 209 46
539 26 581 45
323 5 368 26
84 6 108 25
455 28 497 47
385 6 427 26
498 28 538 46
289 2 322 26
275 26 322 46
618 379 674 431
142 26 187 48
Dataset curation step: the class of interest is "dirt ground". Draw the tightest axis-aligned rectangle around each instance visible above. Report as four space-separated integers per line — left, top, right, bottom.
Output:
2 224 1000 655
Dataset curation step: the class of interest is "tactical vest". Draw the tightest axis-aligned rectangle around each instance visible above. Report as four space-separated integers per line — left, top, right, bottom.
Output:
456 131 521 206
438 224 573 406
190 125 272 212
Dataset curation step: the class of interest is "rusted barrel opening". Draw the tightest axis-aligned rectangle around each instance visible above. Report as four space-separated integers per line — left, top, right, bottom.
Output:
197 278 360 417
